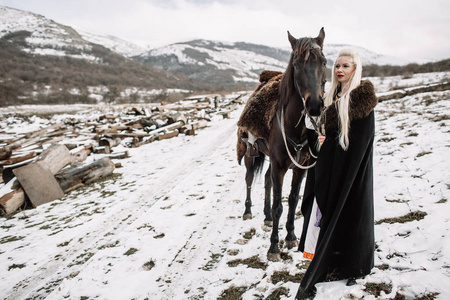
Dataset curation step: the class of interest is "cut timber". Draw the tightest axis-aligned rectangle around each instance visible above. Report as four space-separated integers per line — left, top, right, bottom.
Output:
35 144 71 174
2 158 36 183
167 113 187 125
217 110 231 119
0 147 12 161
93 146 110 154
0 123 64 160
185 128 196 136
0 179 24 216
104 151 130 160
157 130 179 141
99 137 121 149
55 157 115 193
0 151 36 166
191 120 208 130
0 144 71 213
69 146 92 164
13 163 64 208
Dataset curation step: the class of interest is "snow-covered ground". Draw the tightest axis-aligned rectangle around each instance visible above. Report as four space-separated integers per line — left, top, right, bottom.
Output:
0 72 449 299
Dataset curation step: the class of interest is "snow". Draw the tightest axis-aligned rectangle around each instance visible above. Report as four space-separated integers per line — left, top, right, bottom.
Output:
77 28 147 58
0 6 143 59
0 6 91 57
148 41 289 82
0 72 449 299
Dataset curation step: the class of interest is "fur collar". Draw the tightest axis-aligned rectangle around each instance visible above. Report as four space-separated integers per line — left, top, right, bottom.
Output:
320 80 377 134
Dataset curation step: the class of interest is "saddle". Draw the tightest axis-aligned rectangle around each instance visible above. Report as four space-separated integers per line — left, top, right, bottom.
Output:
237 70 284 140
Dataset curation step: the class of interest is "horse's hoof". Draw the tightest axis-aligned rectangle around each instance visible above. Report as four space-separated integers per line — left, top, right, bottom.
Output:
243 213 252 220
264 220 273 227
261 225 271 232
267 252 281 262
285 240 299 249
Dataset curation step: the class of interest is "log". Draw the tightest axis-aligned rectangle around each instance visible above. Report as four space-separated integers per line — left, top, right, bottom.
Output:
70 146 92 164
0 144 71 214
217 110 231 119
148 120 185 137
35 144 71 173
99 137 122 149
2 158 36 183
185 128 196 136
0 179 24 216
1 157 115 215
0 152 37 166
55 157 115 193
0 123 65 160
0 187 26 216
157 130 179 141
167 113 187 125
13 163 65 208
0 147 12 161
191 119 208 130
108 132 150 138
93 146 110 154
104 151 130 160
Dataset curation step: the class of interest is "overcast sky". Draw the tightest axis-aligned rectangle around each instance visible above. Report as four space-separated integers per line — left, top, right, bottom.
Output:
1 0 449 61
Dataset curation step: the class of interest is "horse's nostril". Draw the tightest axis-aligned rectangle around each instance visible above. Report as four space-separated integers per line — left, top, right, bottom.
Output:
306 97 323 117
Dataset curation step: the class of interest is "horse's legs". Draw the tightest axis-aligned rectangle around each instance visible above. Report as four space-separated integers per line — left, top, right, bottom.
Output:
285 168 306 249
263 164 273 226
267 164 286 261
243 155 254 220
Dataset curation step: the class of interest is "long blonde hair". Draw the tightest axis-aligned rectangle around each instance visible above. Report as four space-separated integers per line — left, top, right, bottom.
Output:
323 48 362 150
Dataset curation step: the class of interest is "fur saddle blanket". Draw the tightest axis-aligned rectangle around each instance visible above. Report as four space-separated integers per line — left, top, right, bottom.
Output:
237 70 284 140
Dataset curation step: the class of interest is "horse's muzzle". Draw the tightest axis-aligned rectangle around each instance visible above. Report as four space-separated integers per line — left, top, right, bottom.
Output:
306 96 324 117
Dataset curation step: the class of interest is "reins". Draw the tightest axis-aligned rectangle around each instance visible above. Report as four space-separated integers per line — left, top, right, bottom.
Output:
279 46 322 169
277 108 317 170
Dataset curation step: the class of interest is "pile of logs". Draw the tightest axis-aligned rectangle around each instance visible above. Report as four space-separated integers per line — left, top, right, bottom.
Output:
0 93 246 216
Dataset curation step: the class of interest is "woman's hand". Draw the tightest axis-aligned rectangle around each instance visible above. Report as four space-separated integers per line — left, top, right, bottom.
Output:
318 135 326 146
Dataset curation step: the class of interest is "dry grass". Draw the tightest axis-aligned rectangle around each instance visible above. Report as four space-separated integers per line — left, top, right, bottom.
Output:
271 270 304 284
375 211 427 225
218 285 248 300
365 282 392 297
227 255 268 270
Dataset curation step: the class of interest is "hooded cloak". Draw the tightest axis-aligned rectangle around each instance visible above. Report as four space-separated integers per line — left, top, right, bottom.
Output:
297 80 378 297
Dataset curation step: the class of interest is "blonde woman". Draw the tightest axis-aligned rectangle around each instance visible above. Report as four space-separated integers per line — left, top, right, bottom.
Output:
297 48 378 299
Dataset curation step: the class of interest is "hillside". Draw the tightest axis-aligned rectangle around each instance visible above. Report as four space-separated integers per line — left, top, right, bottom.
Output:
136 39 418 87
0 6 212 107
136 40 289 89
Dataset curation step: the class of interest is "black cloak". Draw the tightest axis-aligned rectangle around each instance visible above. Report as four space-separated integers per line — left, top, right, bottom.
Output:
296 80 378 298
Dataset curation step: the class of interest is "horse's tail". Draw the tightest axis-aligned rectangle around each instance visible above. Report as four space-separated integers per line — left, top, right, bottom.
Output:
237 128 266 176
237 127 247 165
252 152 266 175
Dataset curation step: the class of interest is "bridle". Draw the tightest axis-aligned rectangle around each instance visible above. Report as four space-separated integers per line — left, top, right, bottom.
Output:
278 43 324 169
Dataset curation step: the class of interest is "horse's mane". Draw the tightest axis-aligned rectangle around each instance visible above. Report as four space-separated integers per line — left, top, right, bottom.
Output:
279 38 321 108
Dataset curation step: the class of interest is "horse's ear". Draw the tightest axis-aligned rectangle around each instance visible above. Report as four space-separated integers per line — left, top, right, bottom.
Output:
315 27 325 49
287 31 297 49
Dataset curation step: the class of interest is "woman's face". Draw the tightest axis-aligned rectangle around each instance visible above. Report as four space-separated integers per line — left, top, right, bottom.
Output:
334 56 356 85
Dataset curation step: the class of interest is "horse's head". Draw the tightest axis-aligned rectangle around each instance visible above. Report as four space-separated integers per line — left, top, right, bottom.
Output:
283 28 327 117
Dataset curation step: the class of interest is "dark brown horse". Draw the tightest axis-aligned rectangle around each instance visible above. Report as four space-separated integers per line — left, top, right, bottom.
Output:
237 28 327 261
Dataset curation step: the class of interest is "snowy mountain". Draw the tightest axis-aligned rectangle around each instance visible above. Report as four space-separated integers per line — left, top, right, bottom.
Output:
0 6 145 58
137 40 416 85
0 6 92 59
324 44 413 66
136 40 290 87
77 29 146 58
